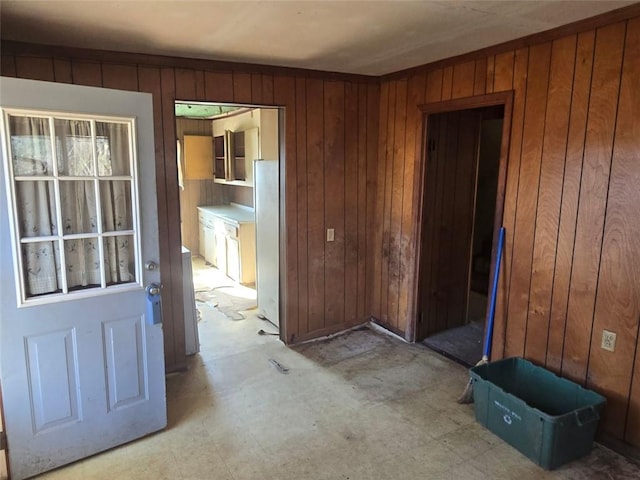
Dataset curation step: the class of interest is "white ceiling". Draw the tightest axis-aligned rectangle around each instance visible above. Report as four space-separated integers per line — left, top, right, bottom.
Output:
0 1 634 76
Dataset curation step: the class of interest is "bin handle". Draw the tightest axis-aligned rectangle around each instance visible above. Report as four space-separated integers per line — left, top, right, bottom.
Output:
575 406 599 427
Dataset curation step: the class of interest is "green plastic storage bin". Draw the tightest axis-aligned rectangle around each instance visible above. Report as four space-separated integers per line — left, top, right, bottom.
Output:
470 357 606 470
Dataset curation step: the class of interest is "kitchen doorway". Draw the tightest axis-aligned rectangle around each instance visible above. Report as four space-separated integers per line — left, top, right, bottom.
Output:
415 94 512 367
173 102 283 355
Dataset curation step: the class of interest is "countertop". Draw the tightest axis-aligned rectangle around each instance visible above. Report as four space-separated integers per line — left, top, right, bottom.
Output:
197 204 255 225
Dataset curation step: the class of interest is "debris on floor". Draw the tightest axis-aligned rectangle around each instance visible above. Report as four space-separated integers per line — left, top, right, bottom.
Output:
268 358 289 374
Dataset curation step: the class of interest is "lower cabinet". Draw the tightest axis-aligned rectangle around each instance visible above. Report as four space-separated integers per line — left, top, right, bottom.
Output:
198 207 256 285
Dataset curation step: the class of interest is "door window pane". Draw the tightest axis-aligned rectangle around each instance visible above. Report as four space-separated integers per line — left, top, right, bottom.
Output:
60 180 98 234
9 115 53 176
101 181 133 232
104 235 136 285
96 122 130 176
15 181 58 237
21 241 63 297
64 238 101 290
54 119 94 176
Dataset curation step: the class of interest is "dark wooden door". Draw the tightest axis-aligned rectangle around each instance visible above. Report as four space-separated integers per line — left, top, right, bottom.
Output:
418 109 482 339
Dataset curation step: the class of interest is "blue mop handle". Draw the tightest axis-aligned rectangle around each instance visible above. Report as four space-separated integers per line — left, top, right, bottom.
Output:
483 227 506 360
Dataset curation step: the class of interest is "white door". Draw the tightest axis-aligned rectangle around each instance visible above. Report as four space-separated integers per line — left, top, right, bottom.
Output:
0 77 166 479
254 158 279 327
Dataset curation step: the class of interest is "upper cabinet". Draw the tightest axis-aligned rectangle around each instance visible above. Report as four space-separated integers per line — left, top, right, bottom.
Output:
184 135 214 180
212 108 278 188
213 128 259 186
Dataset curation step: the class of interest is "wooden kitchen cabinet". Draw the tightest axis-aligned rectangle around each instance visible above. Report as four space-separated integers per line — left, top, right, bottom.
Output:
198 212 217 267
184 134 214 180
213 128 259 186
197 206 256 285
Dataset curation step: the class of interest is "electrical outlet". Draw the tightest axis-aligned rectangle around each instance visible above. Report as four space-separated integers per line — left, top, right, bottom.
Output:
601 330 617 352
327 228 335 242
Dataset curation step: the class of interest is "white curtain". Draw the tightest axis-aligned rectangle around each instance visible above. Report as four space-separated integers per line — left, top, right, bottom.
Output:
10 116 134 297
97 122 134 285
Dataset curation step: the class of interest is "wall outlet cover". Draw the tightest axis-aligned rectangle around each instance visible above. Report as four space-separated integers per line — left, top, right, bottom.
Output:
326 228 335 242
601 330 617 352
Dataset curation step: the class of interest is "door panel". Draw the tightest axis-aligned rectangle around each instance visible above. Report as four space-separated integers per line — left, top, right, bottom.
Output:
25 329 81 433
103 316 147 410
0 77 166 479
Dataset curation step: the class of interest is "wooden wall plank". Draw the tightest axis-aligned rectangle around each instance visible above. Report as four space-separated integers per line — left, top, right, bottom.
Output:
262 74 275 104
365 83 380 322
251 73 263 104
102 63 138 91
53 59 72 83
233 72 252 103
589 19 639 440
492 47 529 359
451 60 475 99
379 81 397 325
195 70 205 101
306 78 325 333
546 30 596 372
473 58 487 96
504 42 552 358
295 77 309 338
70 60 102 86
371 82 389 319
159 66 185 369
15 56 54 81
562 22 626 383
174 68 196 100
485 55 495 94
356 83 368 322
388 80 407 329
273 75 297 341
425 69 443 103
524 35 577 365
493 51 515 92
204 71 234 102
323 81 346 327
441 66 454 100
344 82 359 325
398 71 426 337
1 55 16 76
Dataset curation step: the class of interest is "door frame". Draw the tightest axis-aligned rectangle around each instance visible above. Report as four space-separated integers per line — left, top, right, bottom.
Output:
410 91 514 343
172 101 287 342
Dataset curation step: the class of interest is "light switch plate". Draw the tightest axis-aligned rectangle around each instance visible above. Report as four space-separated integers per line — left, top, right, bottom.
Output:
601 330 617 352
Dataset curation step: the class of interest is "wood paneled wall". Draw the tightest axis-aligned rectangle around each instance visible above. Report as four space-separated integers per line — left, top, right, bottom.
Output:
0 42 379 369
374 16 640 446
176 118 228 253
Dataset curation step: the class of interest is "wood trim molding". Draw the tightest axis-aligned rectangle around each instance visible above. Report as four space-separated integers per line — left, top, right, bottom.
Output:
383 3 640 80
0 40 379 84
410 91 514 342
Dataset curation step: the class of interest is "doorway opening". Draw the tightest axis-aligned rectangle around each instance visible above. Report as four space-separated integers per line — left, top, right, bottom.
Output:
173 102 283 356
416 96 510 367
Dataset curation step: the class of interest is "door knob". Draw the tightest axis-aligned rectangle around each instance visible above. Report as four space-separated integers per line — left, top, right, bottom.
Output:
146 283 162 296
145 261 159 271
